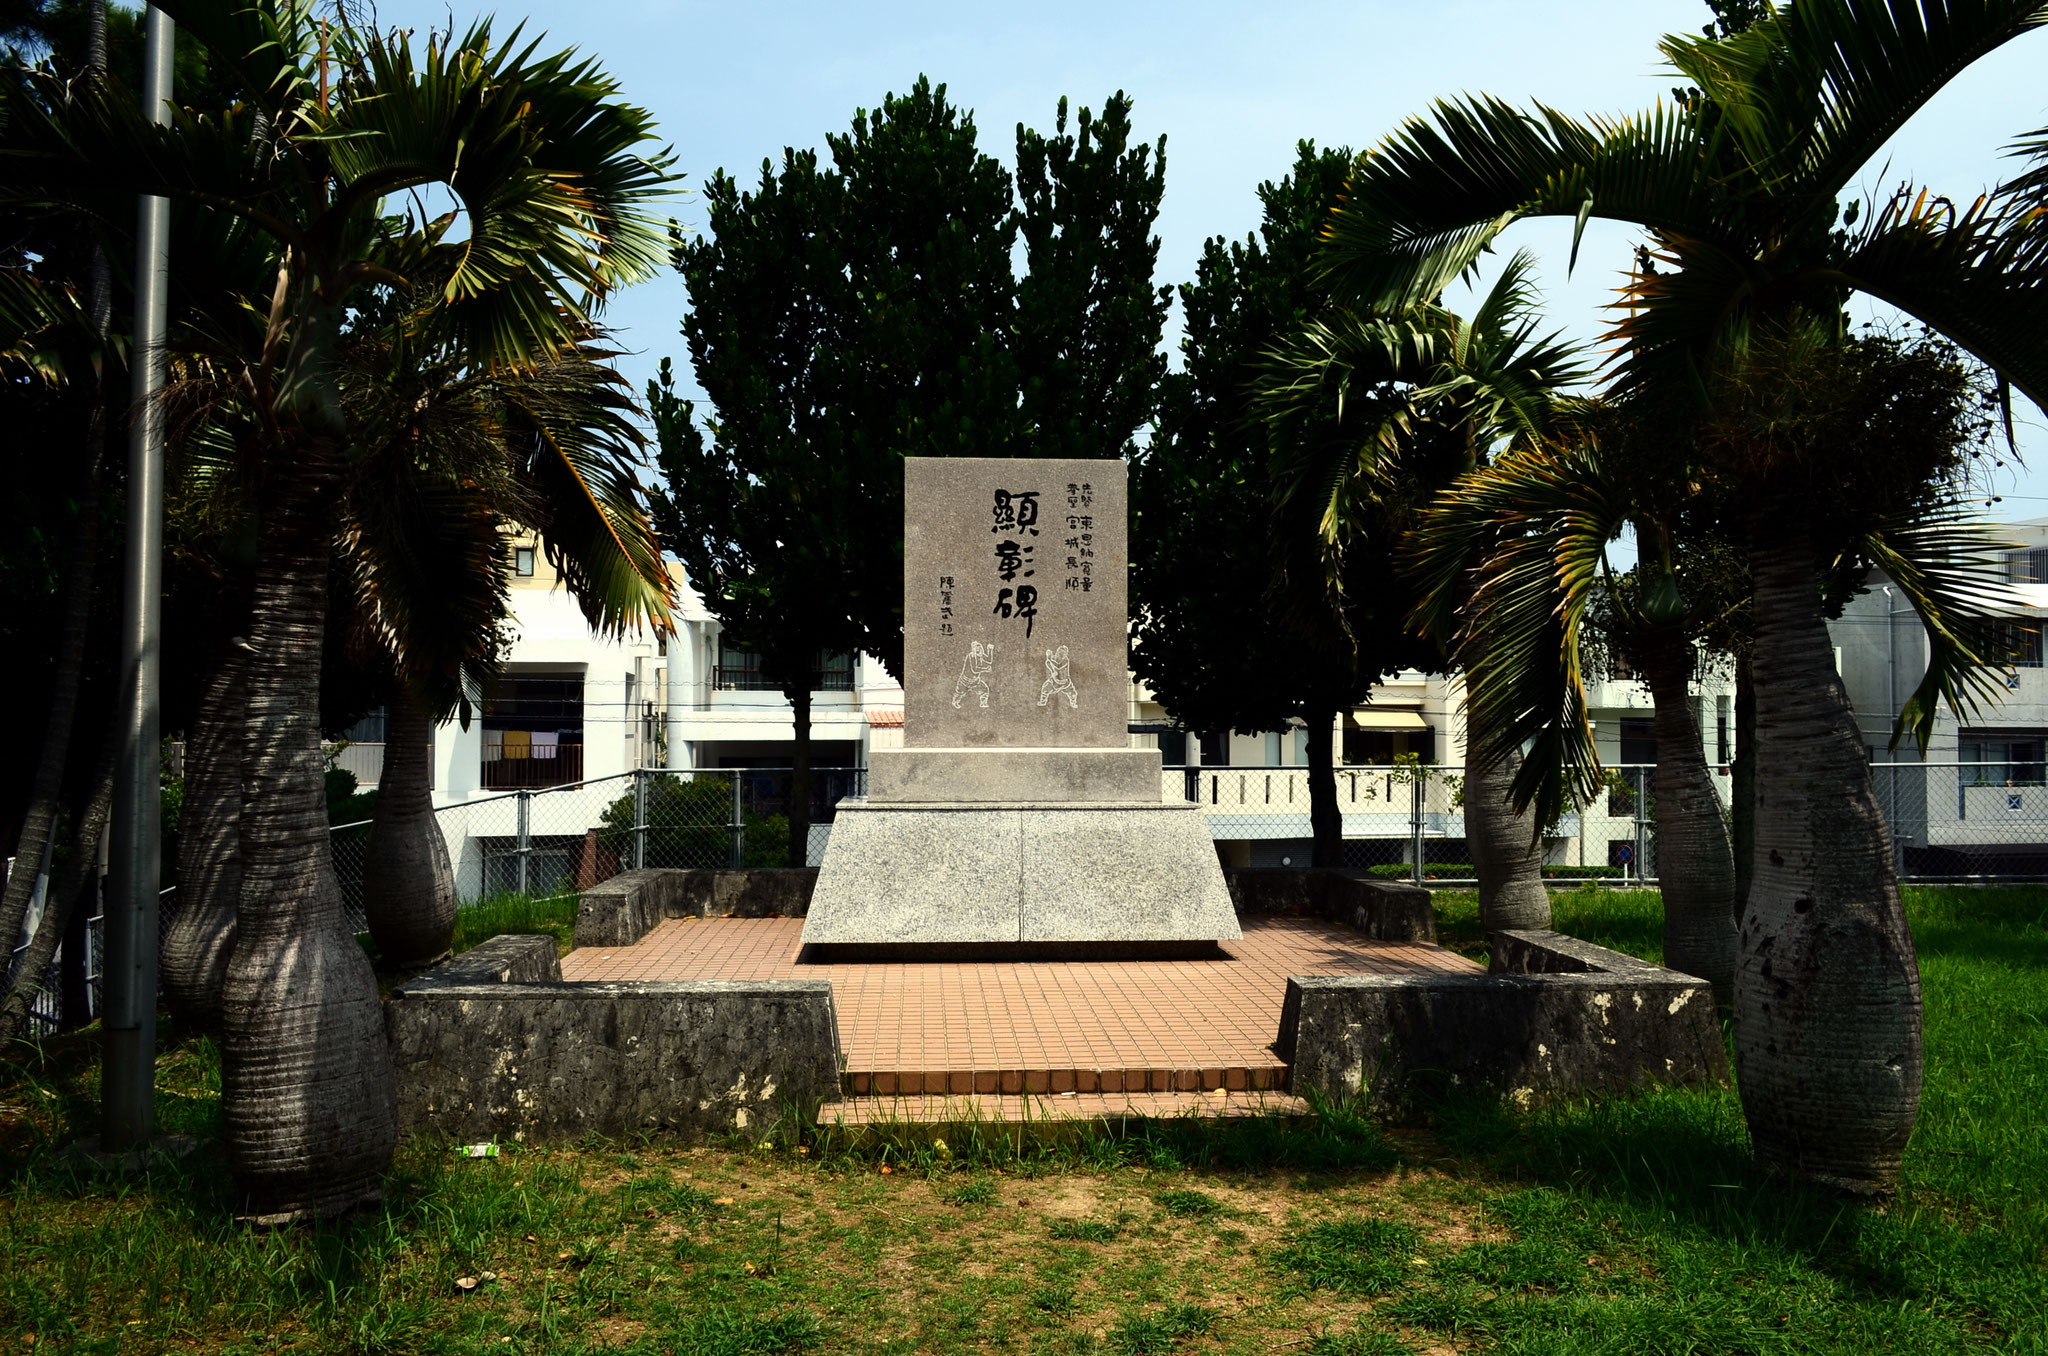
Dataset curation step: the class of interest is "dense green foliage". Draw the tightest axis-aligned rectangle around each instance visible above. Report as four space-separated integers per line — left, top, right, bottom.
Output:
1132 142 1436 742
652 77 1169 687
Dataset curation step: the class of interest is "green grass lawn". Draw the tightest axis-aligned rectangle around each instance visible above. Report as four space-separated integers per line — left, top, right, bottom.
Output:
1 887 2043 1354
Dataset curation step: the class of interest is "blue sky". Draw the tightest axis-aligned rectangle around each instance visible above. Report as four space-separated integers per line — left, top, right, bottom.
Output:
382 0 2048 515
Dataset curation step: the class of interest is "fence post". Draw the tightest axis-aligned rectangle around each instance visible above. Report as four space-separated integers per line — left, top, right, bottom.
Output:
516 788 531 896
729 772 744 869
1410 769 1424 887
1633 767 1649 885
633 767 648 871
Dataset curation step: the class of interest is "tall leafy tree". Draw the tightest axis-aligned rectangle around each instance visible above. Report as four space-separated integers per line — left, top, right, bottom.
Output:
3 4 673 1217
1133 142 1437 868
1311 0 2048 1191
658 80 1167 862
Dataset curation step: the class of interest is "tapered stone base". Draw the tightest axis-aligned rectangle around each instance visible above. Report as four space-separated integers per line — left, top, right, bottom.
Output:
800 800 1242 952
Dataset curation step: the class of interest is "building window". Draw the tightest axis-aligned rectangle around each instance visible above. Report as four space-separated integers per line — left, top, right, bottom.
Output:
1715 696 1731 765
2009 549 2048 584
481 673 584 789
1618 717 1657 767
514 546 536 577
713 637 855 692
1960 731 2047 786
1994 621 2044 668
1198 731 1230 767
1265 731 1284 766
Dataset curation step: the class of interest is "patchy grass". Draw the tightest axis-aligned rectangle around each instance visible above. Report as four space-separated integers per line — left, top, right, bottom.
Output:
449 888 581 957
1 887 2044 1353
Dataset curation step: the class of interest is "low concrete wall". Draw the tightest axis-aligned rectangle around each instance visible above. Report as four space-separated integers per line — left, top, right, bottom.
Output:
386 936 840 1143
575 868 819 948
1279 929 1726 1114
1225 868 1436 944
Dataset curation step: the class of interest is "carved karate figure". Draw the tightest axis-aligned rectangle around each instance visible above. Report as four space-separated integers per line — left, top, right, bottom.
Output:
951 640 995 709
1037 645 1078 709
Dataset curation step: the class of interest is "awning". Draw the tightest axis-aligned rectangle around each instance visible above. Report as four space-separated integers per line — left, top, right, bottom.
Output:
1349 709 1429 731
866 708 905 728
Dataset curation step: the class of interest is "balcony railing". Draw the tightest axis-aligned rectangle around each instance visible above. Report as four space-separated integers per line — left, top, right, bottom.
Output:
481 741 584 790
326 740 388 788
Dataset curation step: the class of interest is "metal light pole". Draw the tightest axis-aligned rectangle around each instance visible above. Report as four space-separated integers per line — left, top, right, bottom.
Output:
102 5 173 1153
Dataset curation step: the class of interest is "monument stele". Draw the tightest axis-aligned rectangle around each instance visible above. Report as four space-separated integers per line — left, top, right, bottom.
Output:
801 457 1241 955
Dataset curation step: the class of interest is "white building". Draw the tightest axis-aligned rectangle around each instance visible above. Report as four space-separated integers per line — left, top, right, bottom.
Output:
1829 516 2048 876
330 529 1754 894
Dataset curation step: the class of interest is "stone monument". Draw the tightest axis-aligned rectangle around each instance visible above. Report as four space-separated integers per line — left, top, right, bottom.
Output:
801 457 1241 956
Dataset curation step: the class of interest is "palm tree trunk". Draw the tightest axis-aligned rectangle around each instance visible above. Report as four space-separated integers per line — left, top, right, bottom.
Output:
0 723 115 1044
363 688 456 966
1305 708 1342 868
3 0 118 987
1732 656 1756 923
1637 628 1737 1004
1739 515 1921 1195
0 364 109 987
1459 622 1550 930
221 451 396 1222
787 684 813 868
161 647 242 1031
1464 743 1552 930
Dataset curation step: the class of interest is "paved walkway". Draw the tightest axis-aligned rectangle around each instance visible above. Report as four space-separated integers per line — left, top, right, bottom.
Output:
561 916 1478 1098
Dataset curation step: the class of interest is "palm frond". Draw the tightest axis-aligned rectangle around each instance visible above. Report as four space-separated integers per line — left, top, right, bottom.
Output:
500 349 675 638
1831 186 2048 412
1321 95 1727 314
1663 0 2048 205
1408 443 1628 829
1860 508 2029 753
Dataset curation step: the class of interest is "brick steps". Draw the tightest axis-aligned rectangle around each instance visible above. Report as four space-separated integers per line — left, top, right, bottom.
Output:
821 1089 1311 1126
844 1062 1287 1097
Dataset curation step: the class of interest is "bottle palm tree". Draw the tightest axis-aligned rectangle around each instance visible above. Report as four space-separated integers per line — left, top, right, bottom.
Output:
4 4 671 1218
1312 0 2048 1191
1410 341 2014 1008
1260 251 1588 930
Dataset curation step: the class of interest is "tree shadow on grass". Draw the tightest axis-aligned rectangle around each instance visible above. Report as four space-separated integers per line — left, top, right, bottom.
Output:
1422 1081 2046 1341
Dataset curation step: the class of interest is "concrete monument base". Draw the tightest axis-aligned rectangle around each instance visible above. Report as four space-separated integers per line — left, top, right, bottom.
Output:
800 799 1242 954
866 747 1163 803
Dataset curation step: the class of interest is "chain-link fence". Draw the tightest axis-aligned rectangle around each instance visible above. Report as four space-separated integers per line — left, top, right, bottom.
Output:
13 758 2035 1037
395 766 868 911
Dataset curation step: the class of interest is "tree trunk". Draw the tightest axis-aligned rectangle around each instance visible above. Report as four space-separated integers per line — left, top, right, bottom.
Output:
161 648 243 1031
787 684 813 868
1732 656 1756 924
220 452 397 1222
1738 515 1921 1195
1457 586 1550 931
1637 628 1737 1004
363 688 456 966
0 724 115 1044
1463 742 1552 930
0 364 108 988
1305 709 1342 868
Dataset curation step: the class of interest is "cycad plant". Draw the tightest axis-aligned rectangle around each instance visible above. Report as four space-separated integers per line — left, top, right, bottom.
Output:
4 3 671 1218
1260 251 1589 930
1313 0 2048 1191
